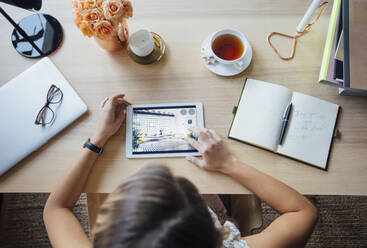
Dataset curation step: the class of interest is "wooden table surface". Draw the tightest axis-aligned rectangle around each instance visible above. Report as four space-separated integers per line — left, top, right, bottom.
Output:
0 0 366 195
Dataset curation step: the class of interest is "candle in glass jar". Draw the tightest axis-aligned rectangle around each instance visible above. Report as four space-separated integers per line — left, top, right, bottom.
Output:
129 29 155 57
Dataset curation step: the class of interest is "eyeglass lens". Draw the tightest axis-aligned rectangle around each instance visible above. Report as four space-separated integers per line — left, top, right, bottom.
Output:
47 85 63 103
35 105 55 125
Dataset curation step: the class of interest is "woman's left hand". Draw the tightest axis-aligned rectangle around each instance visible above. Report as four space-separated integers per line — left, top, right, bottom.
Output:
92 94 131 147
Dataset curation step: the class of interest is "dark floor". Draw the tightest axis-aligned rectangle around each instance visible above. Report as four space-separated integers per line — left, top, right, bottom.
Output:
0 194 366 247
261 195 367 248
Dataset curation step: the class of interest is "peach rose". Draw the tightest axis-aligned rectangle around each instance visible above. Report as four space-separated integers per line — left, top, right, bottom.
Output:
82 8 103 24
101 0 123 21
84 0 97 9
94 20 115 39
74 16 81 27
78 21 94 37
96 0 104 9
72 0 83 16
72 0 81 10
122 0 133 19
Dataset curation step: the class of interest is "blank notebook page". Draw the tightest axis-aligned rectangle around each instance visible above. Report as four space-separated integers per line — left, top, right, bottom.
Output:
229 79 292 151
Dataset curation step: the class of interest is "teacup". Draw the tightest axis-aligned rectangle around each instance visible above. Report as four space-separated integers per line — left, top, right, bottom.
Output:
204 29 251 70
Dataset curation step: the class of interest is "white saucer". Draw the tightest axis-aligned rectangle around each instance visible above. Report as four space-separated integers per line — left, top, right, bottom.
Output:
201 34 252 77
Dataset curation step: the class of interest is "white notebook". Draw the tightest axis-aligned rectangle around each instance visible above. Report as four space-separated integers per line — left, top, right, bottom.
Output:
0 57 87 176
229 78 339 170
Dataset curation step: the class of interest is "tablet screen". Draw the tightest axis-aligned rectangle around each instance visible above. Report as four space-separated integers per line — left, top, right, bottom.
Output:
132 105 198 154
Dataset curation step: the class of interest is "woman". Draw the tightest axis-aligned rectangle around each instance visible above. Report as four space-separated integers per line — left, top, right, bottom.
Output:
44 94 318 248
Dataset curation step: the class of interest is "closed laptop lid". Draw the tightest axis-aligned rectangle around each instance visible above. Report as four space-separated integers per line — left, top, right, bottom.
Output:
0 57 87 176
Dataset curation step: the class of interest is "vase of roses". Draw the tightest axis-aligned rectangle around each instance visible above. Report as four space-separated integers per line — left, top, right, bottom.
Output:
72 0 133 52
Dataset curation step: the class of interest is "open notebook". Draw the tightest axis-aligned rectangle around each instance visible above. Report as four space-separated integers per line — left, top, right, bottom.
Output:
228 79 339 170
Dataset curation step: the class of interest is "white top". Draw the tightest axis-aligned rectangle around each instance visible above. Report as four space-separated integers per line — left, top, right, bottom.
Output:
208 208 250 248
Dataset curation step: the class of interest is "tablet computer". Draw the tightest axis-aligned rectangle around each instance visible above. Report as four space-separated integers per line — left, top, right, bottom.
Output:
126 102 204 158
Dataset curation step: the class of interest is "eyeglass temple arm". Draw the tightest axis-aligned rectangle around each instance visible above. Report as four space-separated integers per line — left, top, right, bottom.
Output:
0 7 44 56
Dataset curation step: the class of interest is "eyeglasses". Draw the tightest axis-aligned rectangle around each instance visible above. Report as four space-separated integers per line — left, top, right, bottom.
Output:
35 84 63 126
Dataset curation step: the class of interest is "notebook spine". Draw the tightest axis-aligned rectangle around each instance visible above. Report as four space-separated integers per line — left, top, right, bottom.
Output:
318 0 341 82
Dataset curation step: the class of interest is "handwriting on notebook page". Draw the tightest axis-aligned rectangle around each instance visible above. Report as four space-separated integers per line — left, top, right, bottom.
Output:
287 109 328 141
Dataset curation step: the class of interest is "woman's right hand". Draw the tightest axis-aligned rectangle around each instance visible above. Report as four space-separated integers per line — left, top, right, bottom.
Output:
185 128 236 174
91 94 131 147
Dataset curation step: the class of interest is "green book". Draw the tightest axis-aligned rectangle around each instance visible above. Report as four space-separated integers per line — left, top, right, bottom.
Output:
319 0 341 83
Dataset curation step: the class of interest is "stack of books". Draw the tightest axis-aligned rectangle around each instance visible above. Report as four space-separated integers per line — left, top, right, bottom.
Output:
319 0 367 96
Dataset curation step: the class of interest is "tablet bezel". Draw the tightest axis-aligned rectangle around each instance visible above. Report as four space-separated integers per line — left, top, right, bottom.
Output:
125 102 204 158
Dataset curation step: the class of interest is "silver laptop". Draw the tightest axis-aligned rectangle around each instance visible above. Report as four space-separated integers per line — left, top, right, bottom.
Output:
0 58 87 176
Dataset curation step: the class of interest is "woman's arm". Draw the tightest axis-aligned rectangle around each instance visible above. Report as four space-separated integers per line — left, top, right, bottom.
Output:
43 94 130 248
186 128 318 248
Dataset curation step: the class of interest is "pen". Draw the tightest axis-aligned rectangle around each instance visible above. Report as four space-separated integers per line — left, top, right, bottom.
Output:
279 102 292 145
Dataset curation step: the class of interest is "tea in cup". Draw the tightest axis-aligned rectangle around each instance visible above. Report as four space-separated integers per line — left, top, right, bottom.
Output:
204 29 250 70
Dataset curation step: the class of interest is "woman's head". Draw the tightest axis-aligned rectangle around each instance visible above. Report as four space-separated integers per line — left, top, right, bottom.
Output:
93 165 222 248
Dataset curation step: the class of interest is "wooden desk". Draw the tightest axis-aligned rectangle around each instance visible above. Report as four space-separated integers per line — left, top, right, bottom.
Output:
0 0 366 195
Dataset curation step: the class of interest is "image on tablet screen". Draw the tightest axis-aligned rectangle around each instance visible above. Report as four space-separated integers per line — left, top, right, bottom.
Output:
132 106 197 154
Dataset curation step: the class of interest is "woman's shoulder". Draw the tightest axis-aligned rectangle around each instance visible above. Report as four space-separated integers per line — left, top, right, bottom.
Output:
222 220 250 248
208 207 250 248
